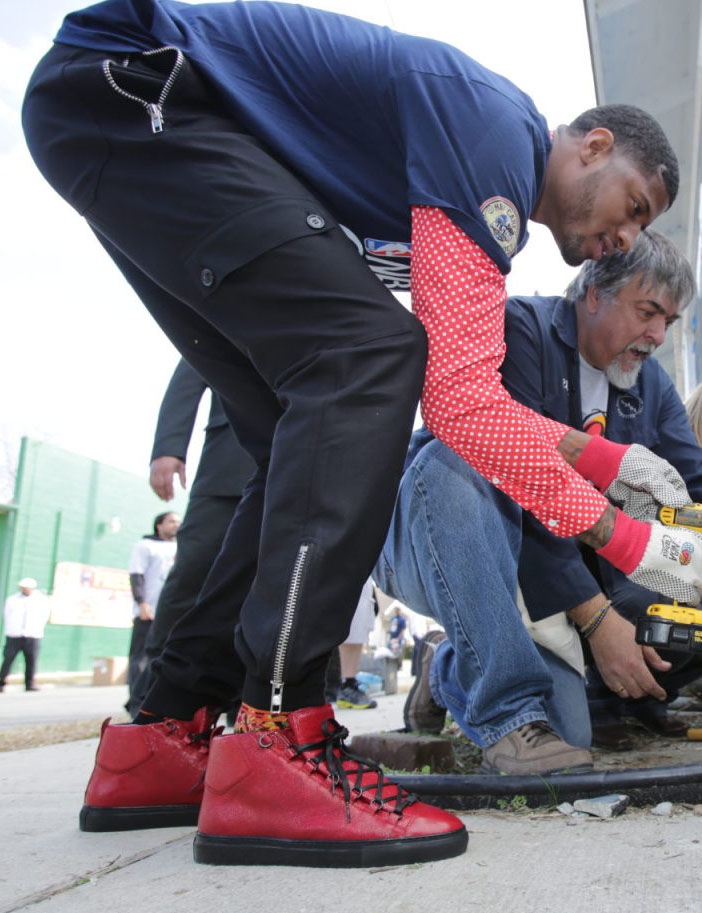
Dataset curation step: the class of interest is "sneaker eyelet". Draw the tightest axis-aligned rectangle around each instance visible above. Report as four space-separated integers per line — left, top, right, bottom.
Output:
258 734 274 748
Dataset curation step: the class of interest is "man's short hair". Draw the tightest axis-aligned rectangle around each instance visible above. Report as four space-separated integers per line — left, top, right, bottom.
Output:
153 512 173 535
568 104 679 208
564 229 696 310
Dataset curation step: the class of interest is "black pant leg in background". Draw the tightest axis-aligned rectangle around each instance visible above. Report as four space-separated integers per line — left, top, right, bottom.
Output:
0 637 40 688
23 638 40 688
129 494 241 716
0 637 24 685
126 619 152 713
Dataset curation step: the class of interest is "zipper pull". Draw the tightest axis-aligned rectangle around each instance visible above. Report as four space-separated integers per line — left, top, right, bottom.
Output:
270 681 284 713
147 103 163 134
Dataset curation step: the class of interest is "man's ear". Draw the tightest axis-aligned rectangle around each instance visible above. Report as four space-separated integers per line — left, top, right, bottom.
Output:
585 284 601 313
580 128 615 164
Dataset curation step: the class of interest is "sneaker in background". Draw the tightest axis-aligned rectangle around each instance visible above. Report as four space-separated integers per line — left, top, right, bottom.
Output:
336 677 377 709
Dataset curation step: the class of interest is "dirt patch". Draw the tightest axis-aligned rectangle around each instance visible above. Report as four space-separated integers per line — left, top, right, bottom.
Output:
0 716 130 752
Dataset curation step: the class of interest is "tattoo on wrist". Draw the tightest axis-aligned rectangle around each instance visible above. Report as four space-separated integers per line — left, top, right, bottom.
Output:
579 504 616 549
558 430 589 467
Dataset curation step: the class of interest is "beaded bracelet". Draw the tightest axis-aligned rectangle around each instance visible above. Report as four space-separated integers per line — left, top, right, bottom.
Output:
579 600 612 639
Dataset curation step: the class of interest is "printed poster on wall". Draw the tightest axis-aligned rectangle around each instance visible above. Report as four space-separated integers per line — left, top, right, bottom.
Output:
50 561 132 628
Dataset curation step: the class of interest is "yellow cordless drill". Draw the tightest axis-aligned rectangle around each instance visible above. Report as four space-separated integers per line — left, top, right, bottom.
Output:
635 504 702 654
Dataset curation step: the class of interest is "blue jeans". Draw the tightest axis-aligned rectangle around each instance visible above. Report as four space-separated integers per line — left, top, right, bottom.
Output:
374 436 590 748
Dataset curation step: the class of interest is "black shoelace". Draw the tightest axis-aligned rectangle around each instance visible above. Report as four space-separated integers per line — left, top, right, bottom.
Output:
519 722 557 746
291 718 417 822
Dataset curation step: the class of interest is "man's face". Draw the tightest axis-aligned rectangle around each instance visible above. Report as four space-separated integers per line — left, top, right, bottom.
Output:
156 513 181 540
19 586 35 596
578 276 680 388
556 152 669 267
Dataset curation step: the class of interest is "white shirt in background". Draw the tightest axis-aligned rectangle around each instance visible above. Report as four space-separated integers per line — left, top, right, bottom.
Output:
127 537 177 619
3 591 51 638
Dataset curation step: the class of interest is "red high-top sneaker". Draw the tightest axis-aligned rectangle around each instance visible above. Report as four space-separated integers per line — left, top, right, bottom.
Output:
80 708 221 832
194 704 467 867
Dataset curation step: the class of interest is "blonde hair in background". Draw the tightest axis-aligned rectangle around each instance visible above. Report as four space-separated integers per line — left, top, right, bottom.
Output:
685 383 702 448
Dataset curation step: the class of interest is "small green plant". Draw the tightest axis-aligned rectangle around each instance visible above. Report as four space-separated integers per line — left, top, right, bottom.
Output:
496 794 528 811
539 776 560 809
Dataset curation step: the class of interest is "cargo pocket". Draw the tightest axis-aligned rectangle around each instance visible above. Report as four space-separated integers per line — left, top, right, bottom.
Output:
183 197 337 300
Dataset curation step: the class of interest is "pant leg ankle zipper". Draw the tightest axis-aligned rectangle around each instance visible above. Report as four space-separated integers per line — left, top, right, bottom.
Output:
270 544 310 713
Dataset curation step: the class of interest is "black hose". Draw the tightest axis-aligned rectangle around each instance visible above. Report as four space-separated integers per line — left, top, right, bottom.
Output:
393 763 702 810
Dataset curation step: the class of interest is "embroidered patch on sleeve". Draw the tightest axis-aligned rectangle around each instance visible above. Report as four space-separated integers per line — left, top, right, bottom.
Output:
480 196 520 257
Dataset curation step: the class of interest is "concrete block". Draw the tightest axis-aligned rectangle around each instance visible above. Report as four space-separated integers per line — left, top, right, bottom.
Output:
350 731 455 773
573 794 629 819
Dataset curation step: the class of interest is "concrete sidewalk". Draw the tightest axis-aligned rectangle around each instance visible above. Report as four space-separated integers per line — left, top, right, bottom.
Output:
1 683 699 913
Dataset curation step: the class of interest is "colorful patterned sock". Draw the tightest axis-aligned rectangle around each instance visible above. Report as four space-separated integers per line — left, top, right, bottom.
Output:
233 702 290 732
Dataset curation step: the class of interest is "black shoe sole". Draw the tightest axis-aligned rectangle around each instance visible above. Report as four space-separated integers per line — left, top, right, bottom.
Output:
79 803 200 832
404 681 444 732
193 826 468 867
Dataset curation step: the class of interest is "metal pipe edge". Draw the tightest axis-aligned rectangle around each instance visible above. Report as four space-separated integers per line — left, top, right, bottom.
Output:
392 763 702 810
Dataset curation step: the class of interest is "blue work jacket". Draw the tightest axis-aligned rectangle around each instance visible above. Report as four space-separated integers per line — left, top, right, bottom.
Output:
502 295 702 621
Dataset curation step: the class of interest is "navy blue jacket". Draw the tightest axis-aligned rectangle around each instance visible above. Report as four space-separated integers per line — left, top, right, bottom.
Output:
55 1 550 281
502 295 702 621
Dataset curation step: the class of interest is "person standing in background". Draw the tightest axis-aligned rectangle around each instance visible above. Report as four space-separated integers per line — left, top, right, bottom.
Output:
0 578 50 692
125 511 179 714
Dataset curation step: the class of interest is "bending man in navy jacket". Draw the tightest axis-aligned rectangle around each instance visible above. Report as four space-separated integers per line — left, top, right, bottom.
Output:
376 230 698 772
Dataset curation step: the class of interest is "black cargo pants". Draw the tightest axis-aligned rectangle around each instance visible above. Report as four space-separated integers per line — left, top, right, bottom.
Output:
22 44 426 713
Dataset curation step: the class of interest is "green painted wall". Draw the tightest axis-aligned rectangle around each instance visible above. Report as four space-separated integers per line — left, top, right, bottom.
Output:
1 438 188 673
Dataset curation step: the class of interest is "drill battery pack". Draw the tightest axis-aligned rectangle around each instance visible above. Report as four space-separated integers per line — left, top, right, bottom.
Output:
634 504 702 654
636 603 702 654
657 504 702 532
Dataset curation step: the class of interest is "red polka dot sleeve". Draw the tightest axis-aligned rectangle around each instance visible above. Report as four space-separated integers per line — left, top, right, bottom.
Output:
410 205 608 538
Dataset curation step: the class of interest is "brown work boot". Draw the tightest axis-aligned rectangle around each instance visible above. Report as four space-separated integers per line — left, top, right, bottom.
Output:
480 722 593 775
403 630 447 734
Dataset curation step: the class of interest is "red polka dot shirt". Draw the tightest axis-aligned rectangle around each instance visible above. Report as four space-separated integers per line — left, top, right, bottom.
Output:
411 205 609 538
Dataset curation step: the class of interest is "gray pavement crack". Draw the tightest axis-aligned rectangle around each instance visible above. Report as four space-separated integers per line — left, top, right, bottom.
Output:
0 834 192 913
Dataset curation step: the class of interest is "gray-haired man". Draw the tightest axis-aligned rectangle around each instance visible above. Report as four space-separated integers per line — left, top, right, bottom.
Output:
377 230 701 772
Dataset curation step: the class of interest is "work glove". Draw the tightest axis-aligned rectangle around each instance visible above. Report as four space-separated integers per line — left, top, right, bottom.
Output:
605 444 691 521
576 437 690 521
597 511 702 606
